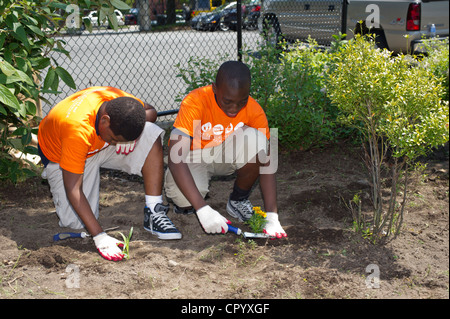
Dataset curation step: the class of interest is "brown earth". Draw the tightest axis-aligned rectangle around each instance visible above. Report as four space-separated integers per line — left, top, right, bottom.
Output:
0 141 448 301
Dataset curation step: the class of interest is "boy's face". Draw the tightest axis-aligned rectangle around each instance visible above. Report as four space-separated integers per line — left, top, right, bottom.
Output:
212 81 249 118
98 114 127 145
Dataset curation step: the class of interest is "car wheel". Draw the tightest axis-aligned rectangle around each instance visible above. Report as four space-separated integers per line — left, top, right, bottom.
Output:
219 21 230 31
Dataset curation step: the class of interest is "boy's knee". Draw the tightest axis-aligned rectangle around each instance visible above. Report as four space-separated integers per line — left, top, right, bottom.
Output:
230 127 268 165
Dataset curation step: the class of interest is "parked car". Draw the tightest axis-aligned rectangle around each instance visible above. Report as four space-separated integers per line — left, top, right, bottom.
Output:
259 0 449 53
82 9 125 29
220 0 261 31
243 1 260 30
218 7 242 31
191 2 237 31
124 8 138 25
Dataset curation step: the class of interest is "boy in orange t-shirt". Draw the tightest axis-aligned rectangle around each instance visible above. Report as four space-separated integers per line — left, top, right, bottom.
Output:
165 61 287 238
38 87 181 261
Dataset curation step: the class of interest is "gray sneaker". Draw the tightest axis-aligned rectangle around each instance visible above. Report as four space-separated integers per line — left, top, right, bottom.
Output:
226 198 254 222
144 203 182 240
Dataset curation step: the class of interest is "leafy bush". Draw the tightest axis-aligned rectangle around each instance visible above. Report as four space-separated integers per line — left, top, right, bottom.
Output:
244 39 343 150
418 38 449 101
326 34 449 241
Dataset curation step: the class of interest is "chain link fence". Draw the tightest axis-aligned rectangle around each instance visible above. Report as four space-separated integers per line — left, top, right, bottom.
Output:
42 0 346 122
42 0 264 123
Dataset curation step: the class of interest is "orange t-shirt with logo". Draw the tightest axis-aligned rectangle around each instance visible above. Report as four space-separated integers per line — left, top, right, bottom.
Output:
174 85 269 150
38 86 143 174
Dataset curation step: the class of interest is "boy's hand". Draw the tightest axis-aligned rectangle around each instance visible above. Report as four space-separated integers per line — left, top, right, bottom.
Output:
115 140 136 155
93 232 125 261
263 212 287 239
196 205 230 234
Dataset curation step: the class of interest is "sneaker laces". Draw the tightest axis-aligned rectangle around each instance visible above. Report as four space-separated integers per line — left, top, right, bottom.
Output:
232 199 253 218
152 212 176 231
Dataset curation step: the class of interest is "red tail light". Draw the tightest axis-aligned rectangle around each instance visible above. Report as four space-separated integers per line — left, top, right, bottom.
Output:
406 3 421 31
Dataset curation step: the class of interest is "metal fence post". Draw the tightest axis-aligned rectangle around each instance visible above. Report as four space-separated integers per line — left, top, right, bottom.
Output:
341 0 348 35
138 0 152 31
237 0 242 61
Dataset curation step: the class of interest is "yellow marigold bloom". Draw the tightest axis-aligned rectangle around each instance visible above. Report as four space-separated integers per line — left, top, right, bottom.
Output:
253 206 267 218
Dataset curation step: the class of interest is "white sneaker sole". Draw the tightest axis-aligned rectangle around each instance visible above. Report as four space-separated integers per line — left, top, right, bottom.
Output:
144 226 182 240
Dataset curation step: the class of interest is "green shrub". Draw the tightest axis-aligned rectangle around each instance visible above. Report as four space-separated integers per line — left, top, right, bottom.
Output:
326 34 449 241
263 40 339 149
419 38 449 101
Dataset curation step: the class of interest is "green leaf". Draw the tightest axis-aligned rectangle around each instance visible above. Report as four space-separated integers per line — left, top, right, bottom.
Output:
0 84 20 110
0 105 7 115
43 67 56 90
0 59 17 76
26 24 45 37
110 0 130 10
83 17 93 33
12 23 31 52
0 34 6 48
107 12 118 30
55 67 76 89
10 69 34 85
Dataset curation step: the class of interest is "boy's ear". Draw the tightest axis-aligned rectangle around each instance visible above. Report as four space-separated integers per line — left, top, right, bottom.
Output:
100 114 111 127
212 82 217 94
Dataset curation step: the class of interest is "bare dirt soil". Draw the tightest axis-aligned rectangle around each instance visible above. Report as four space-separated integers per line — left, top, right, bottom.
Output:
1 141 448 300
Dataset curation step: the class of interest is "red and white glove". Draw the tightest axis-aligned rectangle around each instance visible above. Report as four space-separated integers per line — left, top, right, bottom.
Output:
263 212 287 239
196 205 230 234
115 140 136 155
93 232 125 261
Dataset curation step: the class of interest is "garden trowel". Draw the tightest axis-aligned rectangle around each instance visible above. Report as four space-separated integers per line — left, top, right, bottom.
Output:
228 225 272 239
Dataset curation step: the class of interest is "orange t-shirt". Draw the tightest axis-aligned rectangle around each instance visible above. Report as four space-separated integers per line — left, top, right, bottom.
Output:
174 85 269 150
38 86 143 174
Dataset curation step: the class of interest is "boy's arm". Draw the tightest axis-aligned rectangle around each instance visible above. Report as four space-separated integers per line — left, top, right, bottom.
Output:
259 172 277 213
62 169 125 260
167 134 207 210
144 102 157 123
259 151 287 238
62 169 103 236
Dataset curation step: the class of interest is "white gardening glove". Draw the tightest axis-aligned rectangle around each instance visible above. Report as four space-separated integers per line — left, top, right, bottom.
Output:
263 212 287 239
93 232 125 261
115 140 136 155
196 205 230 234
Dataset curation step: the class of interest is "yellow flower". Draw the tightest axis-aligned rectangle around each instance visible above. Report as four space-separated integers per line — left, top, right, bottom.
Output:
253 206 267 218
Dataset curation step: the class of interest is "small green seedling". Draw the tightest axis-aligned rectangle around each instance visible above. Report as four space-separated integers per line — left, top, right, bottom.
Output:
119 227 133 260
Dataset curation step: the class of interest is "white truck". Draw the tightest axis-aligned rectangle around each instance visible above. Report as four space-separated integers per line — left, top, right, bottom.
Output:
258 0 449 53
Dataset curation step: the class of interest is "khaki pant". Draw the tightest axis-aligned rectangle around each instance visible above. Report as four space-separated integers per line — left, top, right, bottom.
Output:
164 126 268 208
42 122 164 229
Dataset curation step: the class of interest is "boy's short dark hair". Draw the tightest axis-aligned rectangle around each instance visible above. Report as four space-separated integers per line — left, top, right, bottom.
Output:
216 61 251 89
105 97 146 141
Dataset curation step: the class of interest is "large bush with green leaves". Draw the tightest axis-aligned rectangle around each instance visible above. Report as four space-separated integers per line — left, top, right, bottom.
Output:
0 0 129 183
326 34 449 241
244 39 343 150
